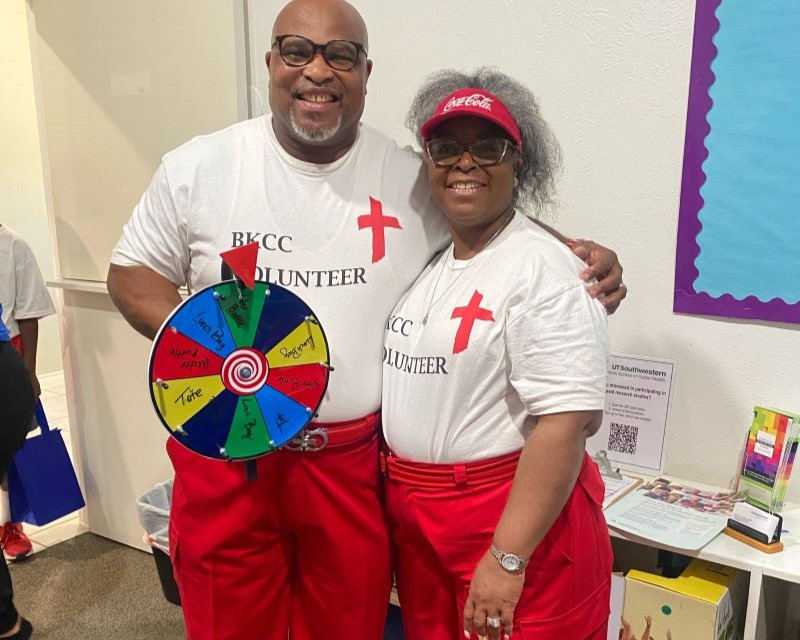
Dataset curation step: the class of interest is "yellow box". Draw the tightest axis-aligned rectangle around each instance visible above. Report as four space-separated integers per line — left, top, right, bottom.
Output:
622 560 746 640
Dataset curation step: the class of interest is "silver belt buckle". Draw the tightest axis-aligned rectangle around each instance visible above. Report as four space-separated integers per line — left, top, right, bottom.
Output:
285 427 328 452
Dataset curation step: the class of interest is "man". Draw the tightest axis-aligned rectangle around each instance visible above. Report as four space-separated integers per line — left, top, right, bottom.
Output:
107 1 625 638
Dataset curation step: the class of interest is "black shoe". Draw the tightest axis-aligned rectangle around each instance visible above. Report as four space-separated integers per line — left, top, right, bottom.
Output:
2 618 32 639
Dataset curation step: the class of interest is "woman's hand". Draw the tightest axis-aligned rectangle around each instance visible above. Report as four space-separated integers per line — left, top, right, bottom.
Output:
570 240 627 313
463 550 523 639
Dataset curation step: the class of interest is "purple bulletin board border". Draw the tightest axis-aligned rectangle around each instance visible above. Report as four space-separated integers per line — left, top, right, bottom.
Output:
673 0 800 325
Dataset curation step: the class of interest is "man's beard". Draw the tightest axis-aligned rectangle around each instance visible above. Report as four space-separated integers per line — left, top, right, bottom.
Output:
290 111 342 143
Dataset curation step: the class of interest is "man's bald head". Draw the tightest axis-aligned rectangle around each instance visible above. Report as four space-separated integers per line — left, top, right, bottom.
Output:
266 0 373 163
272 0 369 51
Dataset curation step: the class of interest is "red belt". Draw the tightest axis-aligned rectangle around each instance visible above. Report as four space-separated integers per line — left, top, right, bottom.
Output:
380 449 520 489
284 411 380 452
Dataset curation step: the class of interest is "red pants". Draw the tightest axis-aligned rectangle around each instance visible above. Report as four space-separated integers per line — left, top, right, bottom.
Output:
168 412 392 640
385 451 613 640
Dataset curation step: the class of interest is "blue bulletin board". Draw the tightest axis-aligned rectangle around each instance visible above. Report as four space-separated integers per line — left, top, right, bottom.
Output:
674 0 800 324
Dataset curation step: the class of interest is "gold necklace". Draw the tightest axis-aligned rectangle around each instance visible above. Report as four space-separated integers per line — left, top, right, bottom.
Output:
421 210 515 325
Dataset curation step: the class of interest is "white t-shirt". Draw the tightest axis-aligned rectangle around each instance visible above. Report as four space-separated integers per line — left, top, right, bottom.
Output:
382 214 609 463
112 116 448 421
0 225 56 339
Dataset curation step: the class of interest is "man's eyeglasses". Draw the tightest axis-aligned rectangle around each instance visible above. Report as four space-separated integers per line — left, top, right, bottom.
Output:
425 138 518 168
272 34 367 71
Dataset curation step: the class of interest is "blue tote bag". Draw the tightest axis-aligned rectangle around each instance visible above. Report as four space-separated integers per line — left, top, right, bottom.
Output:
8 401 85 526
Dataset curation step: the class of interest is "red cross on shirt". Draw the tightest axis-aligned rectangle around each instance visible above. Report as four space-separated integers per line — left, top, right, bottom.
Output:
451 290 495 354
357 196 402 263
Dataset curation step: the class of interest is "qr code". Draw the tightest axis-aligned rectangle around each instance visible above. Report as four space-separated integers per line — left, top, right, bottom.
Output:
608 422 638 455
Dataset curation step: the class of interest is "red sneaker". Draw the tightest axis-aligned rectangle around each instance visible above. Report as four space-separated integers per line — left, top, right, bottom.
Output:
1 522 32 561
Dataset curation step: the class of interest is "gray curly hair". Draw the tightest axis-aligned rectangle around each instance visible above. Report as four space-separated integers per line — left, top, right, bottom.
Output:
406 67 562 215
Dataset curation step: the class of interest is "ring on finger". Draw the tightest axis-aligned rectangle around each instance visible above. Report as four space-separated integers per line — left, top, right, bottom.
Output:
486 617 501 629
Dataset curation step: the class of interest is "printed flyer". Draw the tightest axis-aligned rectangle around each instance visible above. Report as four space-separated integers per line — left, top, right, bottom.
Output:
587 354 676 475
605 477 741 550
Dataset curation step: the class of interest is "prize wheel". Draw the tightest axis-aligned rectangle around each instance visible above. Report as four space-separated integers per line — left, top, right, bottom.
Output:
148 280 330 460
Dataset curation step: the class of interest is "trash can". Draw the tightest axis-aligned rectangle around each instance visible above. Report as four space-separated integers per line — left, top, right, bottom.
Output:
137 479 181 606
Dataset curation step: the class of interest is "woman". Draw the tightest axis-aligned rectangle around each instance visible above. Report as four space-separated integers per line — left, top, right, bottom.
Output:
381 68 612 640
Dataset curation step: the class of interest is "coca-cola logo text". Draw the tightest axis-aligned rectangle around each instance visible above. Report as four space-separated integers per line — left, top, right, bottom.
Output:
442 93 493 113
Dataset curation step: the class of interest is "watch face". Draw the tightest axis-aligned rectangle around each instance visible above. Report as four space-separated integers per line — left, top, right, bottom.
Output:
501 554 521 572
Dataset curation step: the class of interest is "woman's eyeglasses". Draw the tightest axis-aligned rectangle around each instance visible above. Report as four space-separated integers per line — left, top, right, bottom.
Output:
425 138 517 168
272 34 367 71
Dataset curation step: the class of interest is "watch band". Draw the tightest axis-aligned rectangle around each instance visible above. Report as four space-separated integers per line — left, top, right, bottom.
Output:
489 542 528 573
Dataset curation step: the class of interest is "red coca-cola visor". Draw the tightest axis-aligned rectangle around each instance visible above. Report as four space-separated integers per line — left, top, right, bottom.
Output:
420 88 522 147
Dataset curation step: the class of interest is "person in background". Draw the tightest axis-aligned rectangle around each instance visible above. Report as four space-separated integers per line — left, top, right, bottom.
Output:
0 224 56 561
382 69 613 640
0 304 35 639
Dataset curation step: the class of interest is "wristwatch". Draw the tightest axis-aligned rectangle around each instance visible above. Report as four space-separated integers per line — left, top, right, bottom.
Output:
489 542 528 573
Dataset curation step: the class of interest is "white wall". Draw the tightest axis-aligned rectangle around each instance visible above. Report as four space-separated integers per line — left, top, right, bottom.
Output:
1 0 62 375
249 0 800 500
22 0 250 550
31 0 248 282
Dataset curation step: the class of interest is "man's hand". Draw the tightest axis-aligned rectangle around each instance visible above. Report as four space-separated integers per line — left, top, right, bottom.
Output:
570 240 627 314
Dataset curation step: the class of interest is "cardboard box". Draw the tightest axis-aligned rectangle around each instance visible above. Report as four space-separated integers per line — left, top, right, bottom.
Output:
622 560 746 640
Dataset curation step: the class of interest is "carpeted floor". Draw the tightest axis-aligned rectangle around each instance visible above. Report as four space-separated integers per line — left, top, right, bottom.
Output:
9 533 185 639
9 532 408 639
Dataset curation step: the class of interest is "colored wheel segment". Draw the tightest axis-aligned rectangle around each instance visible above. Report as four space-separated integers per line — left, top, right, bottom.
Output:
252 286 316 354
151 374 226 432
266 320 329 368
149 280 331 460
180 389 241 459
223 396 272 459
216 281 269 348
150 328 224 382
253 385 312 448
266 363 328 409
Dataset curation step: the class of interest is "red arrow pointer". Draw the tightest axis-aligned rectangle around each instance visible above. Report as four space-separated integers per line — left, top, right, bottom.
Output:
220 242 259 290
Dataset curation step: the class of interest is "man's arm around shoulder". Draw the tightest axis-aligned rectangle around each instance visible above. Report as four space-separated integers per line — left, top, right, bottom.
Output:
532 218 626 314
107 264 182 340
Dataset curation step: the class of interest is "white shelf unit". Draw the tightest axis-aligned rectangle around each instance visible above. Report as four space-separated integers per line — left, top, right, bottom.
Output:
610 503 800 640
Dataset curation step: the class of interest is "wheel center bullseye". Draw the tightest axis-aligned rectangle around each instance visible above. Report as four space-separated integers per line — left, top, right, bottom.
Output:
221 348 269 395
